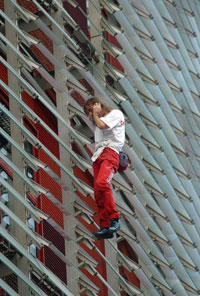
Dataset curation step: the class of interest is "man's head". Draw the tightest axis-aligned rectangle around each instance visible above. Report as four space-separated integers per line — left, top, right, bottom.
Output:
84 97 113 119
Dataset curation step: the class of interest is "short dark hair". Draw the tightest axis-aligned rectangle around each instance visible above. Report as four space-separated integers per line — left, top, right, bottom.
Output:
83 97 113 115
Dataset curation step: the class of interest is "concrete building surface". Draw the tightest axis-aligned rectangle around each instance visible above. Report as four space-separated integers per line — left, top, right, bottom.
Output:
1 0 200 295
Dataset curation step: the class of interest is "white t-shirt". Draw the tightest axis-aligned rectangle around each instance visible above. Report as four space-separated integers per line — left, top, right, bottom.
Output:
91 109 125 162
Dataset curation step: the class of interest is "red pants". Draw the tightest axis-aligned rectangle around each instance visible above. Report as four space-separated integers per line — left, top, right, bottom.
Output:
93 148 120 227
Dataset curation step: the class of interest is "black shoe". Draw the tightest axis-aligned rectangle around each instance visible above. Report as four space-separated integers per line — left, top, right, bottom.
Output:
93 227 114 240
109 219 120 233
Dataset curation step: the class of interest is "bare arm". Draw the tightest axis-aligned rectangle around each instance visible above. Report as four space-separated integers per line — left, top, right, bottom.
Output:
93 114 109 129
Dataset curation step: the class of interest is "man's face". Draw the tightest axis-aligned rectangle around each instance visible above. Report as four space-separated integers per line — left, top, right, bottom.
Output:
85 104 94 118
85 103 103 120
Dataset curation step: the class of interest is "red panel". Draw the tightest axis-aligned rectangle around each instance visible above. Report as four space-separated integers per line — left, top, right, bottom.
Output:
70 78 94 107
30 45 54 72
22 92 58 134
0 0 4 11
43 246 67 283
23 102 60 177
43 220 65 253
3 274 18 293
0 87 9 106
42 220 67 283
30 29 53 53
23 98 63 227
27 192 39 206
0 192 1 224
78 238 108 296
37 159 63 228
72 151 109 294
0 159 13 178
75 207 109 295
0 288 6 296
36 124 60 158
45 88 57 106
0 62 7 85
23 116 38 137
73 166 93 188
0 61 9 106
80 79 94 96
118 240 140 288
71 91 85 107
104 31 125 73
105 52 124 73
119 265 140 291
105 31 122 49
29 28 54 72
63 0 88 36
75 196 109 296
40 193 64 228
38 149 61 178
17 0 39 13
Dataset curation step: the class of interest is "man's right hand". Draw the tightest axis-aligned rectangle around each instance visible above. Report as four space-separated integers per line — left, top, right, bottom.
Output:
93 103 101 116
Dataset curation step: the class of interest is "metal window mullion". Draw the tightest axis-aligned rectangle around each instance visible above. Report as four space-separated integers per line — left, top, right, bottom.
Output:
88 265 120 296
167 5 200 69
31 0 79 52
58 0 122 62
0 176 42 223
0 149 39 196
7 0 38 22
0 57 92 153
165 14 200 75
88 240 142 295
0 127 38 172
31 0 125 105
151 148 200 220
112 6 186 103
119 230 172 290
0 253 48 296
90 1 175 117
154 199 200 267
148 125 189 175
0 33 65 96
0 15 80 98
32 16 119 105
128 214 170 254
53 0 78 29
0 9 35 47
30 195 129 296
0 278 20 296
125 124 162 171
3 158 92 242
148 172 200 247
19 71 93 164
54 0 123 62
19 67 55 107
0 204 100 294
98 221 161 295
131 203 168 245
48 244 101 294
1 79 91 171
0 33 40 72
0 106 91 196
0 201 49 248
0 225 75 296
122 100 161 153
35 43 89 96
0 224 43 270
36 258 86 296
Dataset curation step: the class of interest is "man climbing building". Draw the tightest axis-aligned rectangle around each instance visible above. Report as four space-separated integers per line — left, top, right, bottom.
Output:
84 97 125 239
